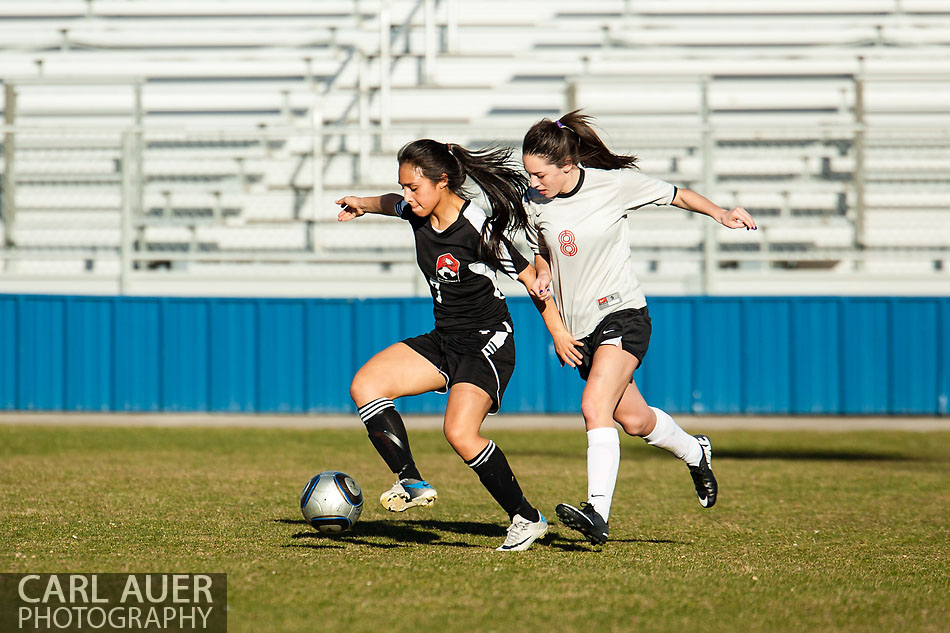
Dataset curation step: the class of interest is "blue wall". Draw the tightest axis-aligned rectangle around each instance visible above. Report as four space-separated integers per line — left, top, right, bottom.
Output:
1 294 947 415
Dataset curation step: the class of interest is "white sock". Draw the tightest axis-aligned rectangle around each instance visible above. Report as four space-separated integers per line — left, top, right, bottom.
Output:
643 406 703 467
586 427 620 521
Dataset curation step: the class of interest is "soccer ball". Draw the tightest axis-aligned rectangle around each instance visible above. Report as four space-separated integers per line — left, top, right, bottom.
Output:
300 471 363 534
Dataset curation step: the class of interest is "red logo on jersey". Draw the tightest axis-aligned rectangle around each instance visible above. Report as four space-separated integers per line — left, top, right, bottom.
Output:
436 253 461 282
558 230 577 256
598 297 608 306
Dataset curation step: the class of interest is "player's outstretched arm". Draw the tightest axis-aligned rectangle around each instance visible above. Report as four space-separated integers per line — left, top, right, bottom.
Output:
336 193 404 222
520 256 583 368
671 188 757 231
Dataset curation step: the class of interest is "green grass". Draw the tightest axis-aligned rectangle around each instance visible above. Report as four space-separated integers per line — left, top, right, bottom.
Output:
1 424 948 633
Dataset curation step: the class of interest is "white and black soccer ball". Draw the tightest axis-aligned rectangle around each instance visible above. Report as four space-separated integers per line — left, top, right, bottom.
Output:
300 471 363 534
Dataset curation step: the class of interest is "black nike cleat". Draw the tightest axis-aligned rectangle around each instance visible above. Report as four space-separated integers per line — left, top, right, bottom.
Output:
688 435 718 508
555 502 609 545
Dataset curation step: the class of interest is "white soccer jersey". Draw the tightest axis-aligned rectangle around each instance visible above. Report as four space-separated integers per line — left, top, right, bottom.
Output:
524 167 676 339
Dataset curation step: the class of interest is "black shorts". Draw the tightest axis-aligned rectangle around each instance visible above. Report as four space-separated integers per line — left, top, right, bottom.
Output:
402 321 515 415
575 307 651 382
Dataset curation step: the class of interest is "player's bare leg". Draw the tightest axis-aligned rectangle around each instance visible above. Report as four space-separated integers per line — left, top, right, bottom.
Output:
442 382 494 462
444 383 547 551
351 342 447 405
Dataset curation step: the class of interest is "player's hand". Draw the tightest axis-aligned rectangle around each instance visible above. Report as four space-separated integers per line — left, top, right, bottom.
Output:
529 270 553 301
719 206 757 231
336 196 366 222
552 330 584 368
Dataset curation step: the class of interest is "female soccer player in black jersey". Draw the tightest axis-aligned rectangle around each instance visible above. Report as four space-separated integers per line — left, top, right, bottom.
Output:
336 139 562 551
521 111 757 545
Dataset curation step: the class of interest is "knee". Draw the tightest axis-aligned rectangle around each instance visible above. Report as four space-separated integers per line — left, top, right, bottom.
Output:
443 424 479 458
350 368 384 405
616 406 656 437
348 374 366 404
580 397 613 430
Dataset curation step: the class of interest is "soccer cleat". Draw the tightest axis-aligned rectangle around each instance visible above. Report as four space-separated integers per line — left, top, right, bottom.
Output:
379 478 438 512
555 502 609 546
496 512 548 552
688 435 718 508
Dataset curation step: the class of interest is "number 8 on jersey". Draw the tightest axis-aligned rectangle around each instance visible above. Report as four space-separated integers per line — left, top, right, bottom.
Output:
558 230 577 257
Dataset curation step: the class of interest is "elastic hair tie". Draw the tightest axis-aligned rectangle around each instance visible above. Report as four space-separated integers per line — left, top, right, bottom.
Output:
445 143 461 170
555 120 564 128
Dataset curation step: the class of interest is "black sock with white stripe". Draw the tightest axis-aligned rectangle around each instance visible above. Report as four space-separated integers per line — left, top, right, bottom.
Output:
358 398 422 481
465 440 539 522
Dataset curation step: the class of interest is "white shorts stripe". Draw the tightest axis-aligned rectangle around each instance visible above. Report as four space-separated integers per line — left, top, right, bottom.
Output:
480 348 502 415
477 321 512 415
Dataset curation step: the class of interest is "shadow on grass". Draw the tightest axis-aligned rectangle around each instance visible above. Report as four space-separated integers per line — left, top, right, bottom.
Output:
274 518 502 549
713 449 919 462
501 446 923 463
544 531 687 552
275 517 688 551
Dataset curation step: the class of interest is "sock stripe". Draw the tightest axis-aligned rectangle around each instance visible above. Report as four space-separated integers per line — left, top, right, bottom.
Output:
358 398 395 423
466 440 496 469
358 397 393 414
359 402 392 423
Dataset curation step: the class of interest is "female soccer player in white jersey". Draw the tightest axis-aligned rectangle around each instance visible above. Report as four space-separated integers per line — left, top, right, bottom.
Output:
336 139 562 551
521 111 757 545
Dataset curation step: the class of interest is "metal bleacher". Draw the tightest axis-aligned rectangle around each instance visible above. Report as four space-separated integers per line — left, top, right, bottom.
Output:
0 0 949 296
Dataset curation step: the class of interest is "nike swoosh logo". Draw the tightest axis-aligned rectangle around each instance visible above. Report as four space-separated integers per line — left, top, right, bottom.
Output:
501 535 533 550
603 330 615 334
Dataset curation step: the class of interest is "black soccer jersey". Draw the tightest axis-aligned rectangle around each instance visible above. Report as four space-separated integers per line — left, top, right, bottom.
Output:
395 199 529 332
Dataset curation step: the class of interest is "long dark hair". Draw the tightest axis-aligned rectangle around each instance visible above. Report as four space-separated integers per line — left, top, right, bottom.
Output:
397 139 529 269
522 109 637 170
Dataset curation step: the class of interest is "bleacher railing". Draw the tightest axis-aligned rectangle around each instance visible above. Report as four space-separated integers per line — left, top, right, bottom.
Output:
1 113 948 297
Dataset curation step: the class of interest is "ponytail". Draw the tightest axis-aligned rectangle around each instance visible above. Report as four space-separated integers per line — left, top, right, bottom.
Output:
397 139 528 269
522 109 637 170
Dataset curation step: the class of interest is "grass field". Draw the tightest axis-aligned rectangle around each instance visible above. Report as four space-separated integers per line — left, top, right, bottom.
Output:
1 423 948 633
